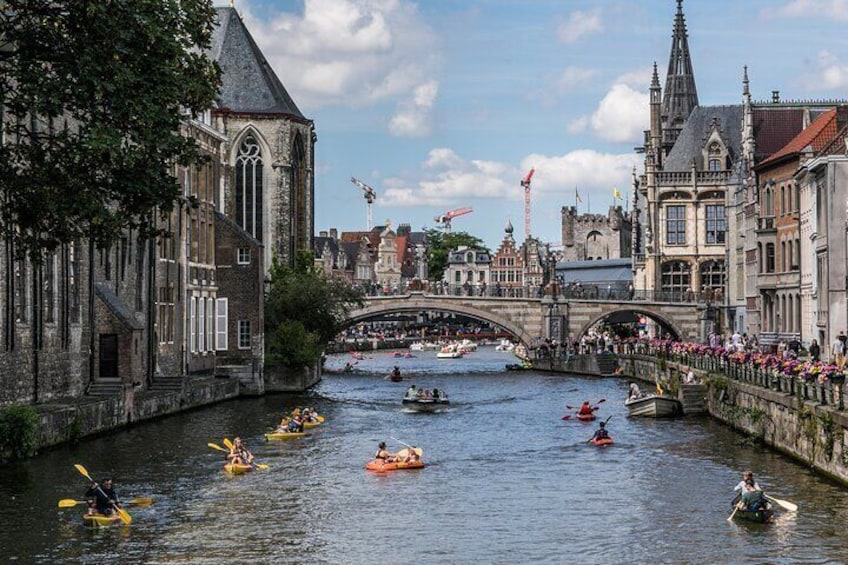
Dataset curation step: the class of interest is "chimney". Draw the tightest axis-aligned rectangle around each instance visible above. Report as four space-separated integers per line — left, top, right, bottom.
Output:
772 90 780 103
330 228 338 239
319 230 328 237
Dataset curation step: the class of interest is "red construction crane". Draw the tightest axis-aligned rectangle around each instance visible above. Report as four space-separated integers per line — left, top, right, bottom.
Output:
434 207 473 233
521 168 535 239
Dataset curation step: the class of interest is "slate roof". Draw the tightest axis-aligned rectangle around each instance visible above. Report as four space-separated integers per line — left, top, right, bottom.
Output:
211 8 306 119
554 258 633 285
313 236 339 261
751 107 807 164
757 107 845 169
664 105 743 171
94 283 144 330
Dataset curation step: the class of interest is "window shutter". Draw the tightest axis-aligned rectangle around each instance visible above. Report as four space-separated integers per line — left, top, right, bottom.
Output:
216 298 228 351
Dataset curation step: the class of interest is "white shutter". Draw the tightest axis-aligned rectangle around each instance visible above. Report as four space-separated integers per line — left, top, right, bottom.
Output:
189 297 197 353
207 298 215 352
198 298 205 352
216 298 228 351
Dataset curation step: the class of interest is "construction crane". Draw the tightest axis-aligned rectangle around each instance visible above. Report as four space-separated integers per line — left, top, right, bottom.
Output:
434 207 473 233
521 168 535 239
350 177 376 229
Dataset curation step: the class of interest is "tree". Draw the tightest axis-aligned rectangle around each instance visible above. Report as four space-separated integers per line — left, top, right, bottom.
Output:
265 252 364 368
424 228 489 282
0 1 221 260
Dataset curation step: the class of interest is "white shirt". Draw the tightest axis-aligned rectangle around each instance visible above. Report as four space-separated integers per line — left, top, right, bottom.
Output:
734 480 760 492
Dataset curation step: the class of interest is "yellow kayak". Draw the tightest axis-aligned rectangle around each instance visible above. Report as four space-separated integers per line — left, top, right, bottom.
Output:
83 513 123 528
265 431 307 440
224 462 254 475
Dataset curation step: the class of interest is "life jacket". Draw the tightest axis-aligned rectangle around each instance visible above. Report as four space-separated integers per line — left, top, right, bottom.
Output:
579 404 593 415
595 429 609 439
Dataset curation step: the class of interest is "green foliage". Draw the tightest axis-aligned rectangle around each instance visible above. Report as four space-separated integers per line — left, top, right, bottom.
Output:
424 229 489 282
0 405 41 461
0 0 221 259
265 255 364 368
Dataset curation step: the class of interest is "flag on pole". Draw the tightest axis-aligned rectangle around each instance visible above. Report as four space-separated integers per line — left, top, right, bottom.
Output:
575 189 582 203
613 187 622 200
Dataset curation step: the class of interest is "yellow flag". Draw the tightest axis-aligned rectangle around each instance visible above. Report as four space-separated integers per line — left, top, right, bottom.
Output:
613 188 622 200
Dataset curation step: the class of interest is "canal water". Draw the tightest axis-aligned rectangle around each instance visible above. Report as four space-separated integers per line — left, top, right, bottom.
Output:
3 347 848 564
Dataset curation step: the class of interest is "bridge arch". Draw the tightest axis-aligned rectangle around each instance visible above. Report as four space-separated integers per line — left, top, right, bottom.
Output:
575 307 682 341
345 296 538 347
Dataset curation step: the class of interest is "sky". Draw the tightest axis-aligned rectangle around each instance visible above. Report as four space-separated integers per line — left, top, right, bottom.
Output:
219 0 848 249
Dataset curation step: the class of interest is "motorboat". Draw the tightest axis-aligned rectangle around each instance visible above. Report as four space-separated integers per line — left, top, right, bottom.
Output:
436 344 464 359
402 389 450 412
625 393 683 417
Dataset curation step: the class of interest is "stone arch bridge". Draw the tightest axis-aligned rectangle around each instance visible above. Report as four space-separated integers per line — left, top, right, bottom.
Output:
346 292 705 346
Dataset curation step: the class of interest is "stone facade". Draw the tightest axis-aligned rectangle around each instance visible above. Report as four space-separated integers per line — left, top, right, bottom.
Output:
561 205 631 262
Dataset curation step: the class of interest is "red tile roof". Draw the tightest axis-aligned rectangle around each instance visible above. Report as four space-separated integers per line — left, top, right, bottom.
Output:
757 108 841 168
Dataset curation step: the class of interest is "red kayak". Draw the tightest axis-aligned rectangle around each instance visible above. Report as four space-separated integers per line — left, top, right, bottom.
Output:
577 413 596 421
591 437 614 446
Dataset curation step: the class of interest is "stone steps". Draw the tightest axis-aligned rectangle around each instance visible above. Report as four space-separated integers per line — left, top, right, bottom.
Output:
595 354 619 376
86 379 123 397
149 377 184 392
680 384 707 414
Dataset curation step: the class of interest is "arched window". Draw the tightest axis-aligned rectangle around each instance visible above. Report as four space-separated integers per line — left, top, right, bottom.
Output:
700 260 726 293
661 261 691 297
235 135 263 241
708 142 722 171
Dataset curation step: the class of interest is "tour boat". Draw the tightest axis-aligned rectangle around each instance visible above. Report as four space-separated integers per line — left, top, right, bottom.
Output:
402 391 450 412
625 393 683 417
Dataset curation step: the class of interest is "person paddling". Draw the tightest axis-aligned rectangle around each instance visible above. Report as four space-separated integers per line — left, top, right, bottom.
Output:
589 421 610 443
374 441 397 463
577 401 595 416
85 477 121 517
227 437 254 466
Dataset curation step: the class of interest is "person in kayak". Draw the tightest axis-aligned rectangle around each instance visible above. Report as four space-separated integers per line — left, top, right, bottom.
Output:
228 437 254 465
85 477 121 516
391 366 401 380
589 421 610 442
735 477 765 511
375 442 397 463
577 401 595 416
287 414 305 433
733 471 760 493
403 447 421 463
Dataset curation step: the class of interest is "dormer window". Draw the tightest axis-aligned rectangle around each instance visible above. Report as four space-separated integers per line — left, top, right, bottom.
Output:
708 142 722 171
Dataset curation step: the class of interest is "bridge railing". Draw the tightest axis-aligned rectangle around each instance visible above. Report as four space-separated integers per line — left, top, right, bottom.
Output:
357 282 714 304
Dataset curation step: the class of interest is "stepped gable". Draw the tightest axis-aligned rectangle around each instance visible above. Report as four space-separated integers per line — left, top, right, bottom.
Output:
211 7 306 119
756 107 846 168
664 105 743 171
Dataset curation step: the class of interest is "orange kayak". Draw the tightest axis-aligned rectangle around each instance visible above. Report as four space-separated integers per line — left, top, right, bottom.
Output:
365 459 426 472
591 437 614 446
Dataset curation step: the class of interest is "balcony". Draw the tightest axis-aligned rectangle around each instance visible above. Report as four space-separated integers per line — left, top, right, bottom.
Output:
756 216 776 232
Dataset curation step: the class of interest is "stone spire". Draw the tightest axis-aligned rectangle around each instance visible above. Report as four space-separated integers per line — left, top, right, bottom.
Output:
661 0 698 148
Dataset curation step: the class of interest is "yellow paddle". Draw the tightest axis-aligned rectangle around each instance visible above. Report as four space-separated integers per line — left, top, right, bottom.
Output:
208 442 228 453
73 464 132 525
59 497 152 508
221 438 270 470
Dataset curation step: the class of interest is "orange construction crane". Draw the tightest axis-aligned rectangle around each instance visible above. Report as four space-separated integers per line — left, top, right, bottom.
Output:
521 168 535 239
434 207 473 233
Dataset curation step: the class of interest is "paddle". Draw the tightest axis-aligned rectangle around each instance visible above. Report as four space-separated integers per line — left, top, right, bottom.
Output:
221 438 270 470
765 494 798 512
727 505 739 522
73 464 132 525
59 497 152 508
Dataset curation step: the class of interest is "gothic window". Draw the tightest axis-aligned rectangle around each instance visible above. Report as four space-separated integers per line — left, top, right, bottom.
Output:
766 243 775 273
43 253 55 323
15 259 27 323
665 205 686 245
235 135 263 242
708 142 722 171
705 204 726 244
661 261 691 295
700 260 726 292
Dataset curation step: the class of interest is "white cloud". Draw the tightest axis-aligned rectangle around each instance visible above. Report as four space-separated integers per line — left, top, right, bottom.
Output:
379 148 640 208
237 0 440 109
590 84 649 143
556 8 603 44
388 80 439 137
567 116 589 134
776 0 848 20
554 66 599 92
800 50 848 90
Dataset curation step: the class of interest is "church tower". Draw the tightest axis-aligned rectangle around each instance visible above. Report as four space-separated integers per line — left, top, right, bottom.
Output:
661 0 698 154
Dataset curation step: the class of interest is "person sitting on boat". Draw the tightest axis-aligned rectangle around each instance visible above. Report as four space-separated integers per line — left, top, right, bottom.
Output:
85 477 121 516
589 421 610 442
287 415 305 433
275 417 291 433
403 447 421 463
432 388 440 400
577 401 595 416
228 437 254 466
406 384 417 399
343 362 354 372
628 382 643 400
391 366 401 380
375 442 397 463
735 478 765 511
733 471 760 493
416 388 426 399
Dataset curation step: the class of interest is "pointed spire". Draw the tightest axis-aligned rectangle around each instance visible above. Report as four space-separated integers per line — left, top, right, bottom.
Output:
742 65 750 97
651 62 660 89
661 0 698 138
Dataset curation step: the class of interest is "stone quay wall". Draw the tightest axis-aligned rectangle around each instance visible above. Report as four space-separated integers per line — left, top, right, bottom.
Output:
618 353 848 486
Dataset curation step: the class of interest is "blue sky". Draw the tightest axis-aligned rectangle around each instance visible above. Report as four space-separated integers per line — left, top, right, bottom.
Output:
222 0 848 249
